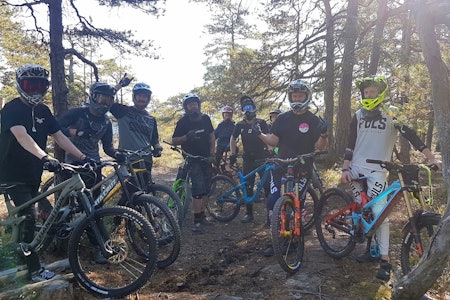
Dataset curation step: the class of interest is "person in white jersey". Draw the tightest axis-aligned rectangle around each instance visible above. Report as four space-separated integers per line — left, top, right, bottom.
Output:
340 76 440 280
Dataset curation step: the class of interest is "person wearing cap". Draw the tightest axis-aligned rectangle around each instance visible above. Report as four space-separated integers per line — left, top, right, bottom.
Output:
229 96 270 224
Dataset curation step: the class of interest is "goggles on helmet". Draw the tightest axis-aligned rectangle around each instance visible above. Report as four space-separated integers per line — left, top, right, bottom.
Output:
21 78 49 95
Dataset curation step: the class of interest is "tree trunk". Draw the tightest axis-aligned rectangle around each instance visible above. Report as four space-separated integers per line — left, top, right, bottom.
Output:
323 0 335 155
49 0 68 161
392 0 450 298
335 0 359 155
368 0 388 75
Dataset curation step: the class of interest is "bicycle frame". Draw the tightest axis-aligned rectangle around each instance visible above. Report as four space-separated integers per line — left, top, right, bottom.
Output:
0 172 88 252
217 162 275 205
326 165 432 239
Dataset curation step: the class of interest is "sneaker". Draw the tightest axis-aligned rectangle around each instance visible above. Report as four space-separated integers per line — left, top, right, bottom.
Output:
30 267 55 282
263 245 274 257
356 251 381 263
376 261 391 280
191 223 204 234
94 248 108 264
241 214 254 223
200 217 215 226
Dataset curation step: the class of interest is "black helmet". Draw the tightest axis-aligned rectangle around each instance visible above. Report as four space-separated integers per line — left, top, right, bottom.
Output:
269 109 282 116
16 64 50 106
240 95 256 113
89 82 115 115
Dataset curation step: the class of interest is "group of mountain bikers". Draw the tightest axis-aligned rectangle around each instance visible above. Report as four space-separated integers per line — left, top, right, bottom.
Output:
0 63 440 283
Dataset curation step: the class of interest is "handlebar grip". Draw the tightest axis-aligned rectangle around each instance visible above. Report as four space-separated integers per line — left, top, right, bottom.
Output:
366 159 384 165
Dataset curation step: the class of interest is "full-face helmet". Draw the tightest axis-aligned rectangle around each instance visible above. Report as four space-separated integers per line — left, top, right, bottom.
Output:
240 96 257 121
89 82 115 115
288 79 311 112
132 82 152 109
183 93 201 120
355 76 388 111
16 64 50 106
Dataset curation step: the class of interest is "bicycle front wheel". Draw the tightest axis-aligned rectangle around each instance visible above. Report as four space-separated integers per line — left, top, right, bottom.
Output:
315 188 356 258
271 195 304 274
68 206 157 298
400 212 441 275
173 179 191 221
131 193 181 269
302 186 319 231
147 183 184 227
207 175 241 222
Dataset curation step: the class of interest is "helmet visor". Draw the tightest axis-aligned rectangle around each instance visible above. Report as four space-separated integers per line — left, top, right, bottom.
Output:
242 104 256 113
22 79 49 95
96 94 114 106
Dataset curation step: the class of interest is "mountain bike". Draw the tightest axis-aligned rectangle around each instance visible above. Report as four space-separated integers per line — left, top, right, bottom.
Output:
166 142 214 219
40 149 184 228
315 159 441 275
39 152 181 269
208 152 326 227
270 152 325 274
0 163 157 298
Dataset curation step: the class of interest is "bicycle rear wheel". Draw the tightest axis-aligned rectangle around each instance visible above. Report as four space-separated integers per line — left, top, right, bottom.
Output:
400 212 441 275
68 206 157 298
207 175 241 222
131 193 181 269
271 195 304 274
302 186 319 231
315 188 356 258
147 183 184 227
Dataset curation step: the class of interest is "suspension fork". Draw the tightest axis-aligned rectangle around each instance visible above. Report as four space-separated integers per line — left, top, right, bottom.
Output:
409 210 425 256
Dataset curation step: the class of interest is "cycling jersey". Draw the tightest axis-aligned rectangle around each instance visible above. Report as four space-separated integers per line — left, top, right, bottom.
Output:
110 103 159 151
270 110 322 159
172 114 214 157
232 118 269 159
346 109 427 172
58 107 115 162
214 119 235 152
0 98 59 185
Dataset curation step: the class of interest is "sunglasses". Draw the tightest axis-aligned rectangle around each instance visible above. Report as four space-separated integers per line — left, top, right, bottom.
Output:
21 79 49 94
242 105 255 112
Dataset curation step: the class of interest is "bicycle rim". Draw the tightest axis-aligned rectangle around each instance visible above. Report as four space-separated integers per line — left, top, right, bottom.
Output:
271 195 304 274
302 186 319 231
315 188 356 258
132 194 181 269
207 175 241 222
148 183 184 227
400 213 441 275
68 206 157 298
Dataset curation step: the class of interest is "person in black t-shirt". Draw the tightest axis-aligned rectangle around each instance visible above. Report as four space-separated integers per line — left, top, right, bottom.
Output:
0 64 87 281
256 80 328 256
230 96 270 224
214 105 235 169
172 93 216 234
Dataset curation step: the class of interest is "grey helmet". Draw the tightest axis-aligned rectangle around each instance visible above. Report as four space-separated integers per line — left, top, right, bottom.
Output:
16 64 50 106
288 79 311 112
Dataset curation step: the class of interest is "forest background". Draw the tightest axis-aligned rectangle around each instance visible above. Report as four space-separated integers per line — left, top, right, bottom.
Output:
0 0 449 299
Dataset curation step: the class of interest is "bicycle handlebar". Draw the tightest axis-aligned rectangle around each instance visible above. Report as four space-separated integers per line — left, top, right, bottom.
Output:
365 159 439 172
163 140 209 161
267 151 328 165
